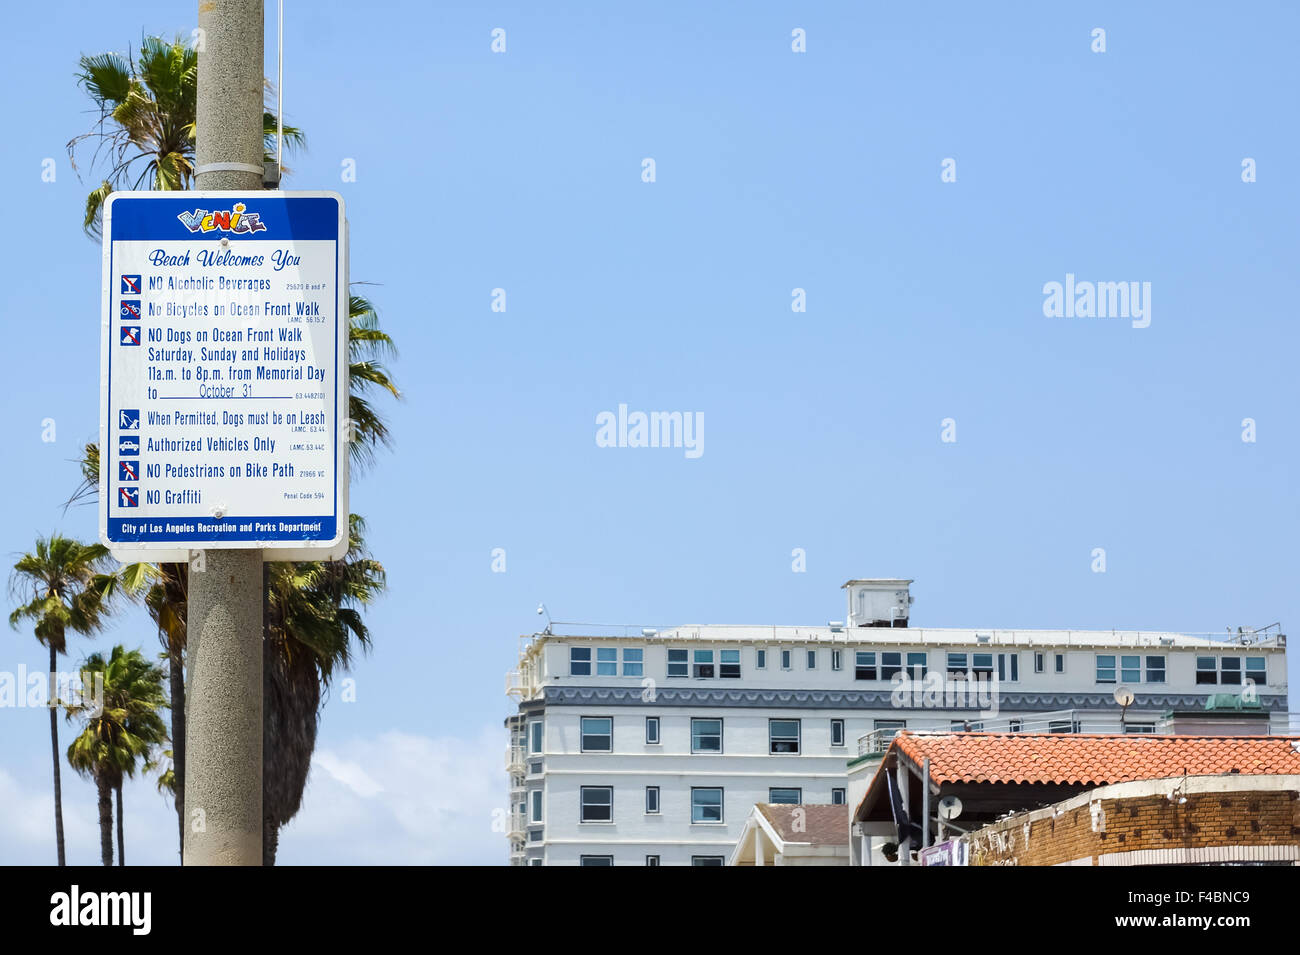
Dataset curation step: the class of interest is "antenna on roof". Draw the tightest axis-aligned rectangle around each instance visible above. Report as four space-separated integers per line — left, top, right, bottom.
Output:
536 603 552 635
1114 685 1135 731
938 795 963 820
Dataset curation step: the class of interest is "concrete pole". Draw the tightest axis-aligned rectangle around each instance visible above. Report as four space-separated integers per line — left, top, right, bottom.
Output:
184 0 265 866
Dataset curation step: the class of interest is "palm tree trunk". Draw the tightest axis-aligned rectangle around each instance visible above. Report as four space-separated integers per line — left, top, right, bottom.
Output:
263 816 278 867
115 782 125 865
168 642 186 862
96 774 113 866
48 644 66 866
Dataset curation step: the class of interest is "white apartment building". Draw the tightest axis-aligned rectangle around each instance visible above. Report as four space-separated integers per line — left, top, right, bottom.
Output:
503 579 1290 866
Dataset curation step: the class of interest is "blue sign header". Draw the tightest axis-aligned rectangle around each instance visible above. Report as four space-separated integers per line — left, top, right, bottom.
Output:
106 193 341 242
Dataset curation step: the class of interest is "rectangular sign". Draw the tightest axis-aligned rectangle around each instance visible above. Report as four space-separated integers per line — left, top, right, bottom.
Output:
99 191 348 561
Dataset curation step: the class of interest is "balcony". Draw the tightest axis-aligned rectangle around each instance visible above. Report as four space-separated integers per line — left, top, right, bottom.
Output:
507 811 526 839
505 745 525 774
505 669 525 699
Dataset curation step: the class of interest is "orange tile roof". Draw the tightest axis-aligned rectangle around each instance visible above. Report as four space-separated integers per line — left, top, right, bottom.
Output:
755 804 850 846
892 733 1300 785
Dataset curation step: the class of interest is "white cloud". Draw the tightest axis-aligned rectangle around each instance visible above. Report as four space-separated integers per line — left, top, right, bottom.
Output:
275 724 505 865
0 760 178 866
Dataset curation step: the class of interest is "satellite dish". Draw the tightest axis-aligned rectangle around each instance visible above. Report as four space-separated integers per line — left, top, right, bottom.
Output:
1114 686 1135 707
938 795 963 820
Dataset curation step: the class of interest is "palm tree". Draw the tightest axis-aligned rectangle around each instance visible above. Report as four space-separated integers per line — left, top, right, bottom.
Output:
69 35 303 237
8 536 119 865
262 514 385 863
66 646 168 866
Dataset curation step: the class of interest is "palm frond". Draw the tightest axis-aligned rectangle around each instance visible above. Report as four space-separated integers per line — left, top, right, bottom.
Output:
76 53 133 107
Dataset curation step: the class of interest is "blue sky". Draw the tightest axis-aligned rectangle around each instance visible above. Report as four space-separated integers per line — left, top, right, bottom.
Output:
2 1 1297 864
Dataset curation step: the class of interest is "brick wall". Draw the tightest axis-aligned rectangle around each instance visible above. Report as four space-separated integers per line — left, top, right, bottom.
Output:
967 777 1300 866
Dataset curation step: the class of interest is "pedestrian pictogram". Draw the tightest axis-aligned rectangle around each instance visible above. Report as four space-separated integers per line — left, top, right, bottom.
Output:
119 409 139 430
118 487 139 508
120 274 141 294
118 460 139 482
120 326 141 346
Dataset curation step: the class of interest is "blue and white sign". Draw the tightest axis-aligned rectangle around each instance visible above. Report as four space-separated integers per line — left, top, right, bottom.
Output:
99 191 348 561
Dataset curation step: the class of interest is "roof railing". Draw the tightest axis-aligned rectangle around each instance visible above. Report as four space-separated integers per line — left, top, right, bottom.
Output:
523 624 1285 648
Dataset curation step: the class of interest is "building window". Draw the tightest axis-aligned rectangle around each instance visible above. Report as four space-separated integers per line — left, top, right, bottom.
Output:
831 788 846 805
580 855 613 866
945 652 967 675
529 858 543 866
781 649 792 670
1197 655 1257 686
769 787 801 804
580 717 612 752
906 652 926 680
854 651 877 681
807 649 817 669
756 649 767 669
832 649 843 671
720 649 741 679
1008 719 1022 733
579 787 613 823
691 718 723 754
596 647 618 676
881 651 902 681
831 718 845 747
528 721 543 755
1095 655 1116 684
1034 652 1045 674
1048 719 1080 734
972 653 993 678
1146 656 1166 683
645 716 660 745
691 787 724 824
1055 653 1065 673
645 855 660 866
645 786 660 814
530 789 542 823
997 653 1019 682
1125 723 1155 734
769 719 801 754
569 647 592 676
668 648 688 678
691 856 725 866
622 648 643 677
1121 655 1141 684
874 719 905 741
693 649 715 679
